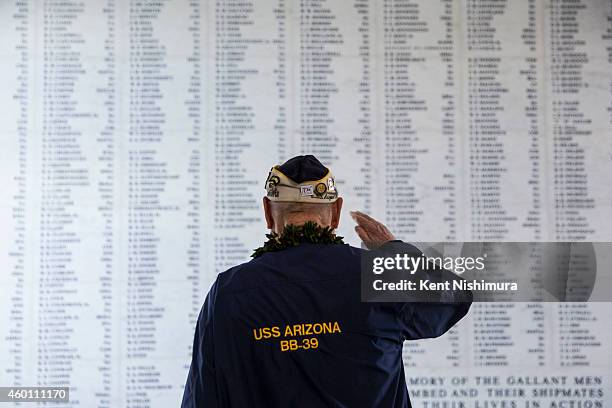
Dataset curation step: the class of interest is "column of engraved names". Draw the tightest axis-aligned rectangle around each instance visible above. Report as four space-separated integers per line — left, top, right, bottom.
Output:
382 0 458 243
548 0 595 242
547 0 608 370
378 0 463 369
352 0 373 213
182 0 204 383
0 0 30 392
298 0 342 163
125 1 182 405
296 0 374 225
36 1 115 405
464 0 546 368
96 0 117 405
465 0 543 241
213 1 288 272
275 0 289 160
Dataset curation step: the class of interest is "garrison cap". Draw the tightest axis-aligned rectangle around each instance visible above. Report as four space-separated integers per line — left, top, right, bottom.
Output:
265 155 339 203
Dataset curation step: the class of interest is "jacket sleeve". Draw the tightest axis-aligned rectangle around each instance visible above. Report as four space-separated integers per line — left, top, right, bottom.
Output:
378 241 473 340
181 279 219 408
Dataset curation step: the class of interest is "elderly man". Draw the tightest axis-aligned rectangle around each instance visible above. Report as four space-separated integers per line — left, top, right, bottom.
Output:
181 155 472 408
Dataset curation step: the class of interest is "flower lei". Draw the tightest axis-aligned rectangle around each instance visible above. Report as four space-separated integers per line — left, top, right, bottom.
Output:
252 221 345 258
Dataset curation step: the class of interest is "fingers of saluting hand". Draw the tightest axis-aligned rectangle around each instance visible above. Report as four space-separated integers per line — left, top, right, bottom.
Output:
354 225 372 245
350 211 396 249
350 210 375 225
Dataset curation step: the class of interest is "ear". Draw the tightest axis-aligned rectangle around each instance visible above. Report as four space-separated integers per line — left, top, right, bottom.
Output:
263 197 274 230
331 197 343 229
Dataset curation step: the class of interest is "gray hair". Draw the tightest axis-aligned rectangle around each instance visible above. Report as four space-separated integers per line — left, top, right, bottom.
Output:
269 201 333 216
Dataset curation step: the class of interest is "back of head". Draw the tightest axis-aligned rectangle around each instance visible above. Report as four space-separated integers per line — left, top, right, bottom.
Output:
263 155 343 234
269 201 334 230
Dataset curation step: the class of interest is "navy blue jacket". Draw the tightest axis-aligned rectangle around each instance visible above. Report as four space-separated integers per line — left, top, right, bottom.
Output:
181 241 472 407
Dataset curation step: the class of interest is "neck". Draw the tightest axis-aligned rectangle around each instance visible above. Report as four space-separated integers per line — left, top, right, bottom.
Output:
275 217 329 235
253 221 344 258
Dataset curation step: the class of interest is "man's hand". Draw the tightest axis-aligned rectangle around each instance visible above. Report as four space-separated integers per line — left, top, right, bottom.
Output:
350 211 396 250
